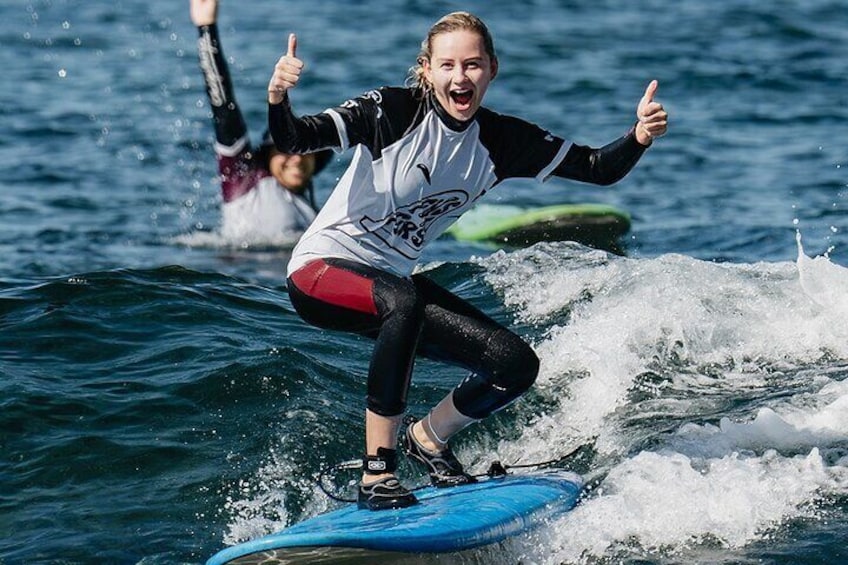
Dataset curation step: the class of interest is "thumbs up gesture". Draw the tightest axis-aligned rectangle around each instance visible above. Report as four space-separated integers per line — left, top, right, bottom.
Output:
268 33 304 104
634 80 668 146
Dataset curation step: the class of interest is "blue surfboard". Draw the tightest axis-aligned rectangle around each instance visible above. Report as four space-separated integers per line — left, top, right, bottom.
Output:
206 471 583 565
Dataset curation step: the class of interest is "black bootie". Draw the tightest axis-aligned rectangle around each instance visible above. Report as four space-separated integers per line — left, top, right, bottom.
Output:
402 420 477 488
357 447 418 511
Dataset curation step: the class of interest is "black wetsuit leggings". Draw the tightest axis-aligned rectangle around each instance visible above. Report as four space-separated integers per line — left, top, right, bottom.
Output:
287 258 539 418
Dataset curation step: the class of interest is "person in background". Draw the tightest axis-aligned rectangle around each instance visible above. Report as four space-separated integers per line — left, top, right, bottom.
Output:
268 11 667 510
190 0 331 243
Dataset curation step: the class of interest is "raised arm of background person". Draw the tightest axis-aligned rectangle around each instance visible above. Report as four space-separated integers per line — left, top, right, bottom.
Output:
192 0 248 147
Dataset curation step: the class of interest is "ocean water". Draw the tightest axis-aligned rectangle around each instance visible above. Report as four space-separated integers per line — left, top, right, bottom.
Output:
2 0 847 564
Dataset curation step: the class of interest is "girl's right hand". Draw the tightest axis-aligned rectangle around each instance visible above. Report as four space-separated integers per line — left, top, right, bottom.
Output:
268 34 303 104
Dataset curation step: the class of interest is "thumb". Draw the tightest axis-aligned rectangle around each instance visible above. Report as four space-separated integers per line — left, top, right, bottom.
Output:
642 79 658 104
287 33 297 58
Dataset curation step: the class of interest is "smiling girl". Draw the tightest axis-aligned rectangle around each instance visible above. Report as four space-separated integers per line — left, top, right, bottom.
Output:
267 11 667 510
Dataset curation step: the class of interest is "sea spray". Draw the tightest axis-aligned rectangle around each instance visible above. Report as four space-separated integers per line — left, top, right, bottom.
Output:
472 242 848 563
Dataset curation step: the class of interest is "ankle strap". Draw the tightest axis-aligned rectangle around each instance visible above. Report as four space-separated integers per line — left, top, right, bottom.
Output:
363 447 398 475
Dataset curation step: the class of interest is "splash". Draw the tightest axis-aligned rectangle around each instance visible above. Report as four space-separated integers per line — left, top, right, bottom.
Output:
544 447 842 562
221 443 331 546
796 230 848 317
475 242 848 562
543 378 848 563
479 242 848 450
220 447 294 546
170 228 301 251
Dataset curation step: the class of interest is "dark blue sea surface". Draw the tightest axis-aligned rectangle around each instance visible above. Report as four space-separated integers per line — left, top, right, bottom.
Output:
2 1 847 563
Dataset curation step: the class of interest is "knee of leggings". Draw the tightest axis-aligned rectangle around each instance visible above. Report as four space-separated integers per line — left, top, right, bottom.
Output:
451 332 539 420
485 329 539 393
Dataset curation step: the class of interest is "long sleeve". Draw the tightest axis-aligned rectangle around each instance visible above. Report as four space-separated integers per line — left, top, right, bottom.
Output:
268 96 342 154
554 127 647 186
196 23 247 147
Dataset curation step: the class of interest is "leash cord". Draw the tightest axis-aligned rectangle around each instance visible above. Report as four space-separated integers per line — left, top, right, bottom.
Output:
316 443 583 504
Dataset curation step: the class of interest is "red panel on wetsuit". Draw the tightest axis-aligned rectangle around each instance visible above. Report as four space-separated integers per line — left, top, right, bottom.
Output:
290 260 378 316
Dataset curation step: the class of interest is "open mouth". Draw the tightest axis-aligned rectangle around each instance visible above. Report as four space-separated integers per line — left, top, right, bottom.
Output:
450 89 474 108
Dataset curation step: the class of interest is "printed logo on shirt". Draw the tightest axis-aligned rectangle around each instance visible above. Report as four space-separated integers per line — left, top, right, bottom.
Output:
341 89 385 119
362 90 383 105
360 189 469 259
416 163 432 185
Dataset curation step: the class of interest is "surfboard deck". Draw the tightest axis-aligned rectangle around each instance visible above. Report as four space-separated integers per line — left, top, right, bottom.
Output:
206 470 583 565
445 203 631 249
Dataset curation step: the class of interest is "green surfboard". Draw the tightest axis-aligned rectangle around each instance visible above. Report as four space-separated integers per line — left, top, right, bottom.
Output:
446 203 631 250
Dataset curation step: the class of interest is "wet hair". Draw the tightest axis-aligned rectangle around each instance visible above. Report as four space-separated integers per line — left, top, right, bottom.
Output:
256 129 333 176
406 11 498 92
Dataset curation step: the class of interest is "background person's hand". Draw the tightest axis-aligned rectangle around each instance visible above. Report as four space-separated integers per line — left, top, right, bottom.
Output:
189 0 218 27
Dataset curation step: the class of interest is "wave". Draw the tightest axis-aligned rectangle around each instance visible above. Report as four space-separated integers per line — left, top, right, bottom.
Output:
466 238 848 562
6 243 846 563
218 238 848 561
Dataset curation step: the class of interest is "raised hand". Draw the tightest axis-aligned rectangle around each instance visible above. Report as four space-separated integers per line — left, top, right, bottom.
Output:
635 80 668 146
268 34 304 104
189 0 218 27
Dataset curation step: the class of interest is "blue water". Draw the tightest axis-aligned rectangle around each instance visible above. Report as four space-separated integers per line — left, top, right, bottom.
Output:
2 1 847 563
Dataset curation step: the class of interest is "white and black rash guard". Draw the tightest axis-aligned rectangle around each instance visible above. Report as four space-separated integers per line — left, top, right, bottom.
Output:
270 87 647 277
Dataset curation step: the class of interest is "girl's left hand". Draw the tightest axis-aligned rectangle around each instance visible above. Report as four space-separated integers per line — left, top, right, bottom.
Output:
635 80 668 145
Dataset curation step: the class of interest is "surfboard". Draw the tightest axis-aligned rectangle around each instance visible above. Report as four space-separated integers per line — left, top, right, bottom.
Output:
445 203 631 249
206 470 583 565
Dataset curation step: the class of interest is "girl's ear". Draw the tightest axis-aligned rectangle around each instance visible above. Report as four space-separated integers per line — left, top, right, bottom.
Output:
421 57 433 86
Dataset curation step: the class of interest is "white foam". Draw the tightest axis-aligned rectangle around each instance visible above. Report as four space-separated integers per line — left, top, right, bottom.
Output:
478 242 848 452
170 228 301 250
796 231 848 317
544 448 844 562
474 241 848 562
221 442 331 546
221 449 294 546
504 380 848 563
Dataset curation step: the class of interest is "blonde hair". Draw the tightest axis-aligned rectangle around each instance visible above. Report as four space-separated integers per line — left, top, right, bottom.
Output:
406 12 498 92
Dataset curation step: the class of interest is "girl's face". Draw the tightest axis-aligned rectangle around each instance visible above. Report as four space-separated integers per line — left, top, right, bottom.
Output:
423 29 497 122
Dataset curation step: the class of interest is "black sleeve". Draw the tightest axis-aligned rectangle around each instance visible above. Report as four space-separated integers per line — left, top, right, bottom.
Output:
196 23 247 146
268 96 342 154
553 126 647 186
269 87 420 157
